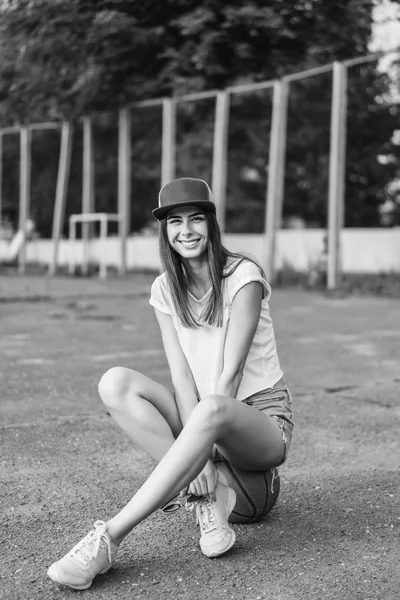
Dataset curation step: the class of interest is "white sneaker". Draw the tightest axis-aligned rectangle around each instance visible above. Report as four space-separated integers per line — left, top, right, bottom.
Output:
47 520 118 590
195 481 236 558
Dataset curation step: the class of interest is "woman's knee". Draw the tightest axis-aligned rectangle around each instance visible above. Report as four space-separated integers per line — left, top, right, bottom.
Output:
98 366 138 409
194 394 232 432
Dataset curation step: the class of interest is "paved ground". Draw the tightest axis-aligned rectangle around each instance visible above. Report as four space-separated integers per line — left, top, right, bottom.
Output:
1 273 399 600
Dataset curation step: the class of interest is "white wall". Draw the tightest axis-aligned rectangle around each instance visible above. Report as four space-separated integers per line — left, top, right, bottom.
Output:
1 228 399 273
341 229 400 272
225 229 400 272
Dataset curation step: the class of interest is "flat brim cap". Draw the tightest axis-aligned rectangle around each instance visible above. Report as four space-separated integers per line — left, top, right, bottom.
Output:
152 177 216 221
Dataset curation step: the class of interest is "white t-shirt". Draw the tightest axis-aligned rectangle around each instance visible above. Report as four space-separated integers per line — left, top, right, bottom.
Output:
149 259 283 401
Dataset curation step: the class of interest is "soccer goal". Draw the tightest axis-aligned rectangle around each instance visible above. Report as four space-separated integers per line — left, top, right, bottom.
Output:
68 212 121 279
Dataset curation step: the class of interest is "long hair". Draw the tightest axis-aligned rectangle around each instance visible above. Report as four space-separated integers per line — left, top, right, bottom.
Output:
159 211 266 328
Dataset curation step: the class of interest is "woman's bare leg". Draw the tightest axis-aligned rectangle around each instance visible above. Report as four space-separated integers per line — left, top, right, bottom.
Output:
105 393 284 545
47 390 285 590
98 367 182 463
47 367 187 589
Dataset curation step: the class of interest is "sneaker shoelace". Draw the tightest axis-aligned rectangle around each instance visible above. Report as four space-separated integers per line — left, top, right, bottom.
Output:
68 520 112 567
196 498 218 534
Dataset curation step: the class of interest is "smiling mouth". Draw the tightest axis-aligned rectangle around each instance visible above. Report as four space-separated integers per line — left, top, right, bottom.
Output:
178 239 201 247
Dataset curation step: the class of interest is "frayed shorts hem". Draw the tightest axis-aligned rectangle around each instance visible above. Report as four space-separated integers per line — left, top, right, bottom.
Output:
243 384 294 466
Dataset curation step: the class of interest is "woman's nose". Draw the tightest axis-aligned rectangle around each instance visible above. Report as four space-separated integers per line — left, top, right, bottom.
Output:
180 221 192 235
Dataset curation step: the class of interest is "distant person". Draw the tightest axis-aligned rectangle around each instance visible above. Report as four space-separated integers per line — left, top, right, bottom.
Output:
47 177 294 590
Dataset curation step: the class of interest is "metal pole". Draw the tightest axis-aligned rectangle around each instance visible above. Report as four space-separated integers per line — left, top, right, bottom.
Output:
100 214 107 279
177 90 219 103
82 116 94 275
284 64 333 83
28 122 61 132
118 108 131 276
263 79 290 281
211 91 230 233
0 135 2 261
132 98 165 108
18 126 32 274
274 78 289 235
161 98 176 186
0 126 20 135
49 123 73 276
327 61 348 290
227 79 276 95
68 216 76 275
343 45 400 67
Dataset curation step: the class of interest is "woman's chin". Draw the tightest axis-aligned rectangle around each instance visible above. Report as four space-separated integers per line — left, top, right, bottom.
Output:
175 245 206 260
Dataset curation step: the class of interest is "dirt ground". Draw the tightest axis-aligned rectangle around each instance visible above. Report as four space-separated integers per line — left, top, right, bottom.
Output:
1 273 399 600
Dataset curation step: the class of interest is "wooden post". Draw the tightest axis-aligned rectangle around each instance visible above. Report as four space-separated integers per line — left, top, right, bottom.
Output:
82 116 94 275
118 108 131 276
49 123 73 276
161 98 176 186
18 126 32 274
327 62 347 291
212 91 230 233
263 79 289 281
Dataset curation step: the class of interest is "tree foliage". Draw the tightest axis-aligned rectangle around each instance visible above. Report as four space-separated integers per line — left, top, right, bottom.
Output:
0 0 398 235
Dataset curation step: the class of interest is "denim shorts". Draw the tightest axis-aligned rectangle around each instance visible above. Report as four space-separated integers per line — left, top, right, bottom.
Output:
212 379 294 468
242 379 294 465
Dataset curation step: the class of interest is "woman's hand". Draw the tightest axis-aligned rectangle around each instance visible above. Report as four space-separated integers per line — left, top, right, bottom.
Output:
188 459 218 501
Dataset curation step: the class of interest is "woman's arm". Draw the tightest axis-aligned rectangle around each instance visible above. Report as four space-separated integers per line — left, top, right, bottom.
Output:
155 308 218 499
214 281 263 398
154 308 199 426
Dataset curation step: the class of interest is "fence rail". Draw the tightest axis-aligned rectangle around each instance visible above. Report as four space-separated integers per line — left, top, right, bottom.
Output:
1 46 399 286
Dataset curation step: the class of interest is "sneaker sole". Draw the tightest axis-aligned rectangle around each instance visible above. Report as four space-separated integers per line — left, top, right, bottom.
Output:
200 487 237 559
47 564 111 590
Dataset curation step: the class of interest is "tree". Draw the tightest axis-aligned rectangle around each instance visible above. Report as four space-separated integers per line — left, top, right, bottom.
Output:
0 0 398 234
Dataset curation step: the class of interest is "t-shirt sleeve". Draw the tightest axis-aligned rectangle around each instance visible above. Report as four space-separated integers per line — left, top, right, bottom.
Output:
228 260 271 304
149 275 172 315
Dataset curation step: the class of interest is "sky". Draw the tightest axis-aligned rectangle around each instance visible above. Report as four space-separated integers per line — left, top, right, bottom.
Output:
370 0 400 101
370 0 400 52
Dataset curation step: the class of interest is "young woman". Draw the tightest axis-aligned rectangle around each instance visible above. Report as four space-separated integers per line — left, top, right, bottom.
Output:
47 177 294 590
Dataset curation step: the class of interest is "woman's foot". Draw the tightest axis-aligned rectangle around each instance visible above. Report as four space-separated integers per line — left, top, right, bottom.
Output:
195 481 236 558
47 520 119 590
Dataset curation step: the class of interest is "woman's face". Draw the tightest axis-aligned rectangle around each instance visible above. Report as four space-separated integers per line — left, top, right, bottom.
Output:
166 206 209 260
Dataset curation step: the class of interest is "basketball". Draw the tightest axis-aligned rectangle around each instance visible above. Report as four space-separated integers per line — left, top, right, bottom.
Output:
215 462 280 524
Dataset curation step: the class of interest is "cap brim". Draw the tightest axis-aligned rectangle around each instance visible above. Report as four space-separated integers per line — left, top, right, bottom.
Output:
152 201 216 221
